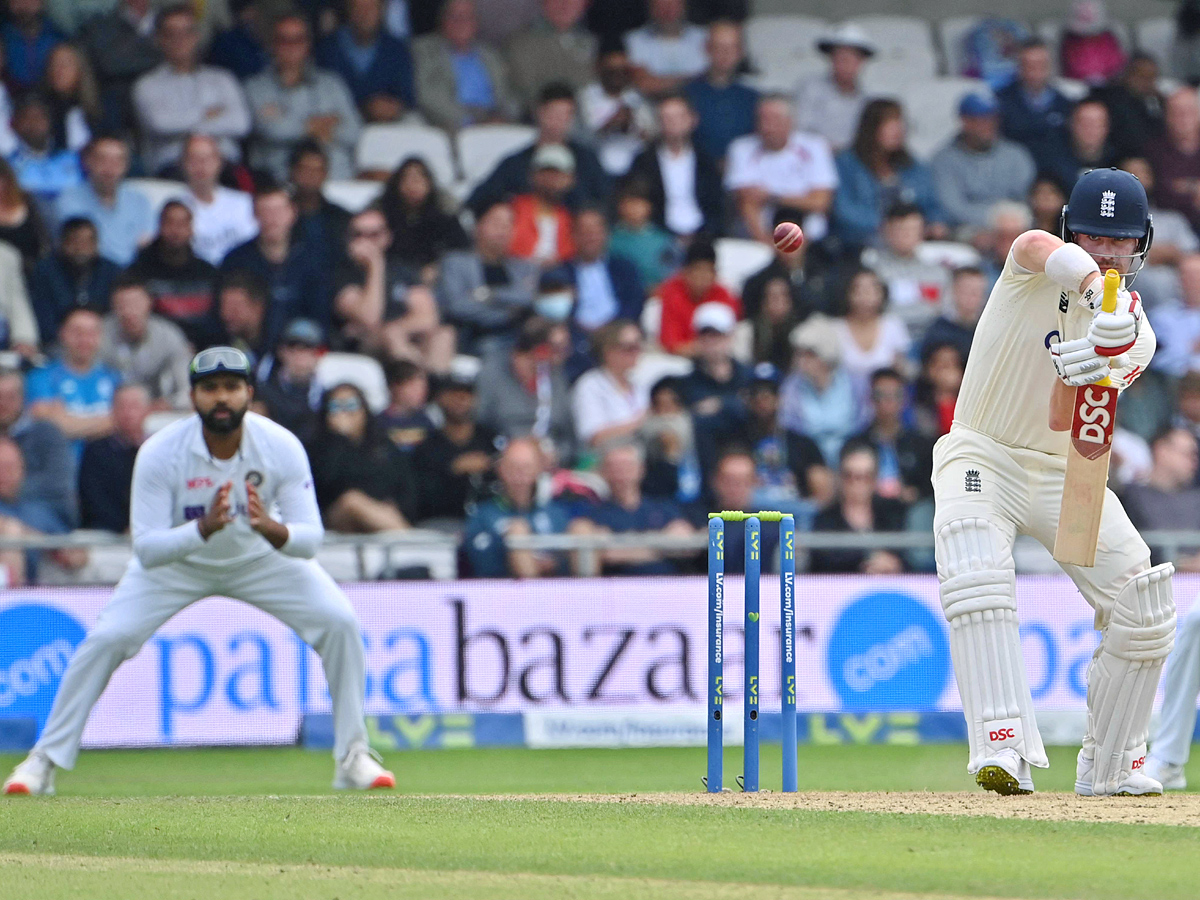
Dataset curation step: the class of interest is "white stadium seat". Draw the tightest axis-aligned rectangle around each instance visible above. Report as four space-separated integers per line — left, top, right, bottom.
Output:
631 350 693 394
744 15 829 91
322 179 384 212
915 240 982 270
938 16 981 77
126 178 186 217
846 16 939 80
715 238 773 295
143 409 192 437
899 76 990 160
641 296 662 346
456 124 536 188
356 123 456 187
315 352 389 413
1137 17 1176 75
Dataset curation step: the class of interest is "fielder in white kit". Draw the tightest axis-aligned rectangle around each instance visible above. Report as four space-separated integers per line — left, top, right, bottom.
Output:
3 347 394 795
934 168 1175 797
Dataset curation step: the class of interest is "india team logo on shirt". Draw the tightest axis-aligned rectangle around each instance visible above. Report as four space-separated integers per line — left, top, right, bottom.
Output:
1100 190 1116 218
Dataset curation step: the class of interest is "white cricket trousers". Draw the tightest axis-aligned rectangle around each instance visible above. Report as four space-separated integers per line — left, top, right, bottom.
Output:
1151 603 1200 766
35 552 368 769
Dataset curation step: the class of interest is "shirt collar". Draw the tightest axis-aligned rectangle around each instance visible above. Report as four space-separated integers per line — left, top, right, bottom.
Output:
188 414 251 462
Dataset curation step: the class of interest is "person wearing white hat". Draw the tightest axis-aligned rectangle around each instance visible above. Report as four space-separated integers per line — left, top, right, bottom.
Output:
795 23 876 153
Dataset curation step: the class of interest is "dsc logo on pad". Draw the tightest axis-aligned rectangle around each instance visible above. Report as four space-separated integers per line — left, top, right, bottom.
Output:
989 728 1016 742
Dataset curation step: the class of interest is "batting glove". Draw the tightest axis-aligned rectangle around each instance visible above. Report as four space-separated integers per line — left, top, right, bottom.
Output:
1050 336 1111 387
1088 290 1142 357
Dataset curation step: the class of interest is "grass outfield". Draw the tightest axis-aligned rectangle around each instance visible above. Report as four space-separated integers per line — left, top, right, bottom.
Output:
2 744 1199 900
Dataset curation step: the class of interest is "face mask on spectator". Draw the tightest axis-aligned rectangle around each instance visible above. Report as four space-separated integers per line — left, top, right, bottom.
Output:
535 292 574 321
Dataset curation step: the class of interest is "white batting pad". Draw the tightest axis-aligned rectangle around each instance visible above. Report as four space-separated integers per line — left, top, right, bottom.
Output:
1086 563 1176 794
937 518 1048 771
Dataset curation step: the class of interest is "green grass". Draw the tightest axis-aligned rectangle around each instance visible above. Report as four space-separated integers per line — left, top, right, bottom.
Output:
3 744 1200 900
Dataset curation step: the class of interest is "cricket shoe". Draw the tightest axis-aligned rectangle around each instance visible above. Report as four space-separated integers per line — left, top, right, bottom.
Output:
333 744 395 791
1142 756 1187 791
975 748 1034 795
1075 749 1162 796
3 751 55 796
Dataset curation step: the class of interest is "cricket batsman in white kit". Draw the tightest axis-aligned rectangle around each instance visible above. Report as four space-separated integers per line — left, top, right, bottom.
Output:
4 347 395 795
934 168 1175 797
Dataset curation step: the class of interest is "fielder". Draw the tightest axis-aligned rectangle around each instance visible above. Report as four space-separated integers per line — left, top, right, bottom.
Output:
934 168 1175 797
3 347 394 795
1144 602 1200 790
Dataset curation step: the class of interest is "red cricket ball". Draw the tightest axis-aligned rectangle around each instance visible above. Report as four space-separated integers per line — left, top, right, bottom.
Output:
773 222 805 253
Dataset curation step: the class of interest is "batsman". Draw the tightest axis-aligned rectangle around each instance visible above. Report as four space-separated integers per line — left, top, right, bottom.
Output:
933 167 1176 797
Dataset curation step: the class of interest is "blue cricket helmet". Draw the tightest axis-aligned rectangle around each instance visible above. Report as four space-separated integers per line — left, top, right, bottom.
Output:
1059 167 1154 282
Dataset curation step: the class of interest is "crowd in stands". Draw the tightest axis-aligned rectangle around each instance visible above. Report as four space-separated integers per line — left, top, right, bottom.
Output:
5 0 1200 584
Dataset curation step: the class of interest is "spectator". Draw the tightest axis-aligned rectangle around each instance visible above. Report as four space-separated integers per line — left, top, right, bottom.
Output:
332 206 448 367
751 275 807 370
794 23 874 153
252 317 323 443
833 98 944 250
1149 87 1200 234
221 182 330 345
464 435 570 577
125 200 218 349
133 4 251 175
980 200 1033 284
930 91 1037 233
1044 97 1118 191
289 140 353 269
809 440 908 574
1175 371 1200 450
29 217 117 342
412 362 499 521
1151 254 1200 378
726 94 836 245
562 208 645 332
315 0 415 122
55 135 152 267
476 316 574 459
832 268 912 403
0 436 77 584
1094 53 1165 160
0 366 74 526
307 381 417 532
181 133 258 266
958 18 1029 90
76 0 161 135
9 91 82 211
246 13 362 181
0 156 48 276
1121 427 1200 568
678 302 751 473
657 239 740 355
571 319 648 450
2 0 63 92
579 47 655 176
1176 0 1200 87
378 358 435 452
504 0 596 113
27 306 119 456
207 0 271 80
862 203 950 338
692 449 776 574
77 381 148 533
921 266 987 362
412 0 518 132
0 238 37 357
1060 0 1125 86
625 0 707 97
683 20 756 162
98 275 191 409
215 271 271 368
780 314 860 465
913 342 964 439
608 177 677 291
508 144 577 267
436 200 539 354
42 43 98 153
569 442 693 575
626 93 723 237
44 0 111 35
379 156 469 281
1028 174 1068 234
478 0 541 45
1119 156 1199 306
997 40 1073 178
741 207 822 321
851 367 933 503
640 375 701 501
466 82 608 216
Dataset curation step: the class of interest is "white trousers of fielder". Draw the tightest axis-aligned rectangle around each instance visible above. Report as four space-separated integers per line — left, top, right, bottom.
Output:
35 552 369 768
1151 602 1200 767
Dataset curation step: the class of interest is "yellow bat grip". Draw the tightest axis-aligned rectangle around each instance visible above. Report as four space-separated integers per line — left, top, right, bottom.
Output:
1095 268 1121 386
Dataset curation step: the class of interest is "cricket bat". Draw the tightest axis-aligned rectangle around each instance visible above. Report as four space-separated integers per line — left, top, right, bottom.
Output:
1053 269 1121 568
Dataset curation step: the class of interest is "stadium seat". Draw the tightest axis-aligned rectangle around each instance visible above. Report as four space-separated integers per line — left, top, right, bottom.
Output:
915 240 982 270
631 349 693 394
126 178 186 217
715 238 773 295
641 296 662 347
897 76 990 160
356 123 457 187
1053 77 1089 101
456 124 536 188
938 16 980 77
846 15 939 80
1137 17 1176 75
322 179 384 212
315 352 389 413
743 15 829 91
143 409 192 436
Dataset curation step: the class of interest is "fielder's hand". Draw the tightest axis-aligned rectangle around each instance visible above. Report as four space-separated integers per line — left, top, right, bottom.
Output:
1088 290 1142 357
246 480 289 548
1050 336 1111 387
198 481 234 539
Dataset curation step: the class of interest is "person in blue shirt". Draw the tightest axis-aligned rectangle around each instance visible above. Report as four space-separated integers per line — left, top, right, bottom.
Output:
0 436 77 585
29 217 120 343
55 135 153 267
996 39 1073 177
2 0 64 91
683 20 757 163
315 0 416 122
8 92 82 213
25 306 121 463
207 0 271 79
464 436 571 578
687 448 780 574
569 443 695 576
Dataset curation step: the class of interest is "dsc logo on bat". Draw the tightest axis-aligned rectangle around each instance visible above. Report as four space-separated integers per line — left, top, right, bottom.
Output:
1071 385 1117 460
